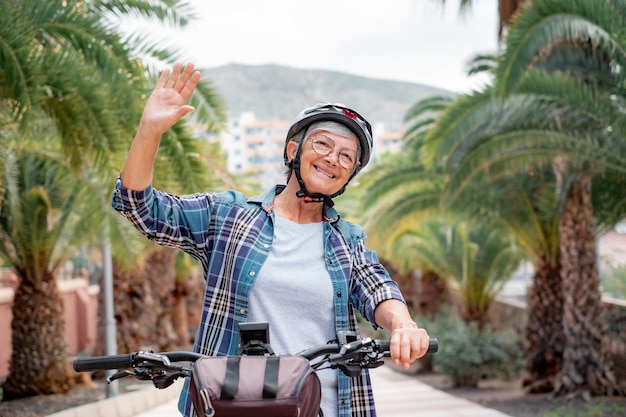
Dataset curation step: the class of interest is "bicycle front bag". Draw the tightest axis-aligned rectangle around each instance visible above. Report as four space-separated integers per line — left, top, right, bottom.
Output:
190 354 321 417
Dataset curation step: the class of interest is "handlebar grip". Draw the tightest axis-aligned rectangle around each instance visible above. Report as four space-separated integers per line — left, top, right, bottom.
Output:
73 354 135 372
376 338 439 353
428 338 438 353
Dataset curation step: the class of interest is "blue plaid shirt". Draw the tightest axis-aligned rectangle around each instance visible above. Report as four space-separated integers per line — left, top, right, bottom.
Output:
111 178 405 417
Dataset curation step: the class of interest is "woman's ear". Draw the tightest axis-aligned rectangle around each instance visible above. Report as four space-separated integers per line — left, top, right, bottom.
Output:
286 140 299 163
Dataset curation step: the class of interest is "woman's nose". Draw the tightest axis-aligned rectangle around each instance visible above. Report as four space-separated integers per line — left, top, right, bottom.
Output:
324 149 342 165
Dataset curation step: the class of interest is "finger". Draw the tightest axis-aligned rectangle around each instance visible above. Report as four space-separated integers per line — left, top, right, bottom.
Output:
175 63 196 92
408 337 424 363
155 67 171 89
167 62 184 89
400 335 412 369
419 334 430 357
389 331 401 365
180 70 201 101
178 104 196 116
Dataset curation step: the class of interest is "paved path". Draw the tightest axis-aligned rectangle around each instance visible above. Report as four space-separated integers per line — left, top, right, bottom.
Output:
370 367 511 417
133 366 513 417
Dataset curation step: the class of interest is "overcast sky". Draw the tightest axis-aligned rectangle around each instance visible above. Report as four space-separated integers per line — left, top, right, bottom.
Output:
163 0 499 94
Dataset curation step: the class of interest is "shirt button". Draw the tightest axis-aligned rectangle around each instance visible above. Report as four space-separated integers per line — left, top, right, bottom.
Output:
263 244 269 249
336 291 342 298
239 308 246 315
249 271 255 277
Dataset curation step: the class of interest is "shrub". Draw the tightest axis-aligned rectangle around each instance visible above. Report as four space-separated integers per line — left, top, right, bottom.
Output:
416 308 523 387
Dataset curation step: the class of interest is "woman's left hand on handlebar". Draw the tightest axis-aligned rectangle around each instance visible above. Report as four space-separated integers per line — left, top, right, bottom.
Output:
389 322 431 370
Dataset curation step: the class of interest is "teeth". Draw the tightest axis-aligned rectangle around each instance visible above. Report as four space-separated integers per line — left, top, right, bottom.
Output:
315 166 335 178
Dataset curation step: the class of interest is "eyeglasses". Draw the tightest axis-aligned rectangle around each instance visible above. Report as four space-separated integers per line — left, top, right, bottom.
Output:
309 134 359 170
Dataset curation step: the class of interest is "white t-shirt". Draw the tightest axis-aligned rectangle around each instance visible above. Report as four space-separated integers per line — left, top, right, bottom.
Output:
248 216 338 417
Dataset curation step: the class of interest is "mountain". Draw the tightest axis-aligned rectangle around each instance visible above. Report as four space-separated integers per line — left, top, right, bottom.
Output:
203 63 454 132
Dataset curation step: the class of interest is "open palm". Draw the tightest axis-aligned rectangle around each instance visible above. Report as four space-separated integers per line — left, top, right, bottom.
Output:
141 63 201 136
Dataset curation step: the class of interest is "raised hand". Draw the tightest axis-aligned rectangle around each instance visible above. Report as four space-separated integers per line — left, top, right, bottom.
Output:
120 63 201 190
139 62 201 138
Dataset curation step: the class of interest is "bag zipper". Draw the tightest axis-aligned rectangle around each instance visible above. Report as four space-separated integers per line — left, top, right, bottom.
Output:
199 388 215 417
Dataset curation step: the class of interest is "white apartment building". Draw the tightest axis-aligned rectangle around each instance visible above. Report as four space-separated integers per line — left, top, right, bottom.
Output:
219 112 290 186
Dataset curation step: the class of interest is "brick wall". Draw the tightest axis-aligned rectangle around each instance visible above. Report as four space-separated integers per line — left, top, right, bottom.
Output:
0 279 99 377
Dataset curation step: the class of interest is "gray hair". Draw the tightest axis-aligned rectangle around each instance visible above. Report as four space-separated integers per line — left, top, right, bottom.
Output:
289 121 356 143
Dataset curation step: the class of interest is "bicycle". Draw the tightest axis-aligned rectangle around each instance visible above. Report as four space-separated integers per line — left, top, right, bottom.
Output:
74 322 438 417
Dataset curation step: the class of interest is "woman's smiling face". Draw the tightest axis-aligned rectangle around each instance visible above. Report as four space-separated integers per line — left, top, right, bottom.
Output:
286 129 359 196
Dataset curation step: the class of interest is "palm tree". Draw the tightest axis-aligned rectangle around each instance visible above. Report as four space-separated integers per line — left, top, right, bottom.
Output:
357 155 527 328
0 144 105 398
339 169 451 318
492 0 625 396
0 0 226 398
423 0 626 395
355 114 523 327
392 219 522 326
418 89 568 391
0 1 143 171
1 0 226 183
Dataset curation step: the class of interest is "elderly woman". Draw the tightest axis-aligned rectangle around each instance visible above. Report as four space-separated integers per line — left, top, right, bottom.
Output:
112 62 431 417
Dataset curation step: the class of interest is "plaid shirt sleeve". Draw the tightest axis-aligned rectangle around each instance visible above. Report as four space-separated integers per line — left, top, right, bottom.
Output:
347 233 406 328
111 176 215 272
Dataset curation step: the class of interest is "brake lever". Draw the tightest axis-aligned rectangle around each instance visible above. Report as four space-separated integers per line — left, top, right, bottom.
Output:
153 369 190 389
328 339 370 362
107 370 135 383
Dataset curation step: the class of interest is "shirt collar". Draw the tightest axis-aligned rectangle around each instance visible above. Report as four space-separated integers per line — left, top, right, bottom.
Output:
247 184 340 224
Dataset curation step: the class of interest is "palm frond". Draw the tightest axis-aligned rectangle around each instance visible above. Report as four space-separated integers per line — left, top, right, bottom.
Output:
0 3 40 121
424 89 500 169
465 53 498 76
94 0 196 28
402 95 454 149
496 0 626 95
190 75 228 132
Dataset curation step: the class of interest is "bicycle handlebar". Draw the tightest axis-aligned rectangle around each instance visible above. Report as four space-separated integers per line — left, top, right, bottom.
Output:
296 337 438 360
73 353 136 372
74 351 205 372
372 338 439 355
73 338 438 373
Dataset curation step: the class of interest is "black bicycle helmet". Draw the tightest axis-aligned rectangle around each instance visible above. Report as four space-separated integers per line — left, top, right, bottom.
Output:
283 103 374 206
283 102 373 175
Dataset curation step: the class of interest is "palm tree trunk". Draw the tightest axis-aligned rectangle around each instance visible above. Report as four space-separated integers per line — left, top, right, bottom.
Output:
172 280 191 347
555 173 622 396
462 303 491 328
418 270 449 318
106 248 179 354
2 273 73 399
523 255 563 393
